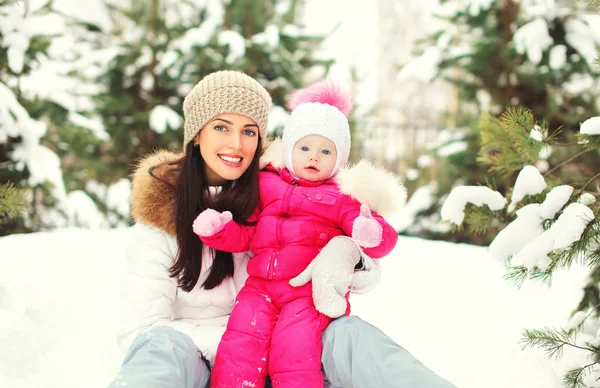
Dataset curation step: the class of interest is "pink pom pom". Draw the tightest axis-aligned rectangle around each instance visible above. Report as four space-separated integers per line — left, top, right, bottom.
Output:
287 81 353 117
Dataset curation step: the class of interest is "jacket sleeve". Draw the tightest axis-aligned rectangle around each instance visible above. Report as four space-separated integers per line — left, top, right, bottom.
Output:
338 200 399 259
199 211 258 253
117 222 225 363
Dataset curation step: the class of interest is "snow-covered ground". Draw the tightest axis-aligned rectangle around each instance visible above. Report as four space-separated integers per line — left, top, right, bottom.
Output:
0 228 589 387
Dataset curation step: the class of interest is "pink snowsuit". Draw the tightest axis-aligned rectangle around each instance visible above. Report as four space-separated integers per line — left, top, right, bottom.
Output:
202 165 398 388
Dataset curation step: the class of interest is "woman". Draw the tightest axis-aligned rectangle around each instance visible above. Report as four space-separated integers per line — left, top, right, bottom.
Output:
109 70 455 388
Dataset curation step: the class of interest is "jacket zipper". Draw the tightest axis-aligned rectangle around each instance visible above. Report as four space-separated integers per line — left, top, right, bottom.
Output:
268 181 297 279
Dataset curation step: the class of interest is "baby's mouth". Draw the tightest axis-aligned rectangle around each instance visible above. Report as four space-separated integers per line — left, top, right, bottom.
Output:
305 165 319 172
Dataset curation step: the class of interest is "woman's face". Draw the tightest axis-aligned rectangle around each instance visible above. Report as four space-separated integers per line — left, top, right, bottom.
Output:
194 113 259 185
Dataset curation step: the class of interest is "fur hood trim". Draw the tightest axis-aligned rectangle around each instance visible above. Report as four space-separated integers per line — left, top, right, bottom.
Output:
335 161 407 218
260 138 407 218
130 149 182 236
260 137 286 170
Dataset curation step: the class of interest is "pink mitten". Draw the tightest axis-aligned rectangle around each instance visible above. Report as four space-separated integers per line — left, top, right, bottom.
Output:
192 209 233 237
351 204 383 248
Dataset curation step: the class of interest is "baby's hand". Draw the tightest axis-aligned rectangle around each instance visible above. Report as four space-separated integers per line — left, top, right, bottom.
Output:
192 209 233 237
351 204 383 248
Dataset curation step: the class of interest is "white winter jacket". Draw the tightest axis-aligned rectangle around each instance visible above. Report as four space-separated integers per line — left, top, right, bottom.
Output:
117 149 387 364
117 221 251 362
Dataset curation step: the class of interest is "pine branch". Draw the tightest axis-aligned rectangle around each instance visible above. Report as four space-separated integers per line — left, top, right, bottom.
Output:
578 172 600 195
584 0 600 10
544 148 597 177
0 182 26 219
563 363 597 388
462 203 502 235
504 265 528 288
521 327 593 359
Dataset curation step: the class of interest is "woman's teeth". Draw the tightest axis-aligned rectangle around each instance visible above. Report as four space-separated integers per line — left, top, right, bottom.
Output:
219 155 241 163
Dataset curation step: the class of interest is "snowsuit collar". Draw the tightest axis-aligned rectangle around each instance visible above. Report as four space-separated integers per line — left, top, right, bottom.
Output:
261 163 331 188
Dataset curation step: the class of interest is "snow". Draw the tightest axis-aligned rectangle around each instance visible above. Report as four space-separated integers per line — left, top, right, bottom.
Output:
0 228 591 388
149 105 183 134
68 111 110 141
564 18 599 67
218 30 246 64
579 193 597 206
416 154 433 168
513 18 553 65
551 203 594 251
405 168 419 181
0 81 67 209
538 185 573 220
393 183 437 233
0 4 28 73
489 204 545 265
489 187 592 271
397 46 442 83
252 25 280 48
466 0 495 17
437 140 468 157
529 125 543 141
580 116 600 135
511 202 593 271
508 166 547 212
267 105 290 135
563 73 595 95
83 179 131 226
538 144 552 160
548 45 567 70
441 186 507 225
66 191 108 229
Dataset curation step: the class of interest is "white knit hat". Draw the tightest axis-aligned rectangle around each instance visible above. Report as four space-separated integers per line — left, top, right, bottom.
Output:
281 82 352 178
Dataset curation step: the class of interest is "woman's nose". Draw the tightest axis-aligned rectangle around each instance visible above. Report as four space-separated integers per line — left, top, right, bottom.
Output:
229 133 242 149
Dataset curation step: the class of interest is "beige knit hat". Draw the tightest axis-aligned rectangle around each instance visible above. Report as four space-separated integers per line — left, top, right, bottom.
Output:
182 70 272 150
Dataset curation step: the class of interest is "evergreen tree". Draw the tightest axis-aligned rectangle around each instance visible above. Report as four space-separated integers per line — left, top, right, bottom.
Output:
439 9 600 381
0 0 74 234
397 0 600 245
72 0 331 185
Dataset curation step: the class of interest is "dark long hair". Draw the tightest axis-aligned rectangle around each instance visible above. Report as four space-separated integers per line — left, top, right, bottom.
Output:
157 140 261 292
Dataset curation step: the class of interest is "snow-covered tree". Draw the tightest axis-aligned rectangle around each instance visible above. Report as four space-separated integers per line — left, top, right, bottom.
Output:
396 0 600 245
71 0 331 186
0 1 74 234
442 110 600 387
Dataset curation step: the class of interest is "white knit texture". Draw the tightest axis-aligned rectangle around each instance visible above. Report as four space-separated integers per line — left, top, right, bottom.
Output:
282 102 351 178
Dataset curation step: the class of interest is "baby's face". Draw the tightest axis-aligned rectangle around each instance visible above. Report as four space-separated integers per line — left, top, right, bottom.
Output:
292 134 337 181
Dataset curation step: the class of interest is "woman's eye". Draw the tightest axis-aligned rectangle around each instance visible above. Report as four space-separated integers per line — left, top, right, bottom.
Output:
322 149 331 155
214 125 226 131
301 146 309 152
243 129 256 136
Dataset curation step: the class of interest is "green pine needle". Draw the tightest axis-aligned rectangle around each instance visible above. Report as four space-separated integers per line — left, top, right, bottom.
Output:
0 183 26 219
520 327 576 359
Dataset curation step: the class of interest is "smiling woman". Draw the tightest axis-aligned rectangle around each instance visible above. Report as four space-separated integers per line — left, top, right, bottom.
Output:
194 114 260 185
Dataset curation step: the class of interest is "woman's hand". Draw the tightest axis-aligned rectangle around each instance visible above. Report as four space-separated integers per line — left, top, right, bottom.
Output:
351 204 383 248
192 209 233 237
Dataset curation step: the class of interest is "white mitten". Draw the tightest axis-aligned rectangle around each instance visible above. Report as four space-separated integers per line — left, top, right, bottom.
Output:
289 236 361 318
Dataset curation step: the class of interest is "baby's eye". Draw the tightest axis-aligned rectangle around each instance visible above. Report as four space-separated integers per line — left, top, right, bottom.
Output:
322 149 331 155
243 129 256 137
301 146 309 152
214 125 226 131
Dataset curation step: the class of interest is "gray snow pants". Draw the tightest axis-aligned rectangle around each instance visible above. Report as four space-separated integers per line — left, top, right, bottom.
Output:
108 316 456 388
